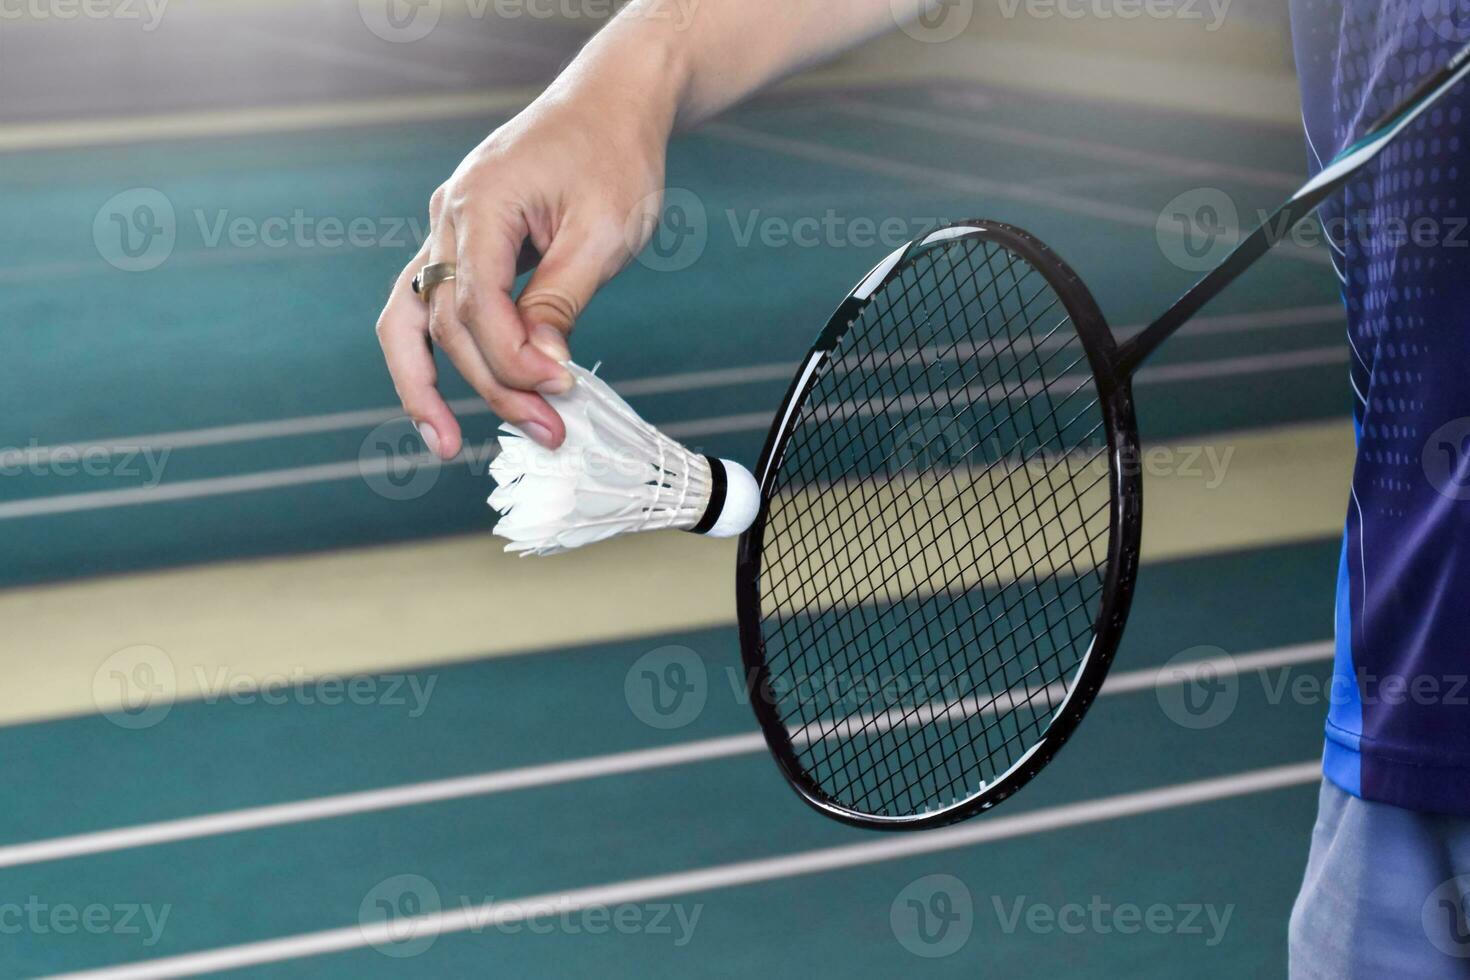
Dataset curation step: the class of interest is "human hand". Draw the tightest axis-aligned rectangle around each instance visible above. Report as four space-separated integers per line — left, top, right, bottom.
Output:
376 84 672 455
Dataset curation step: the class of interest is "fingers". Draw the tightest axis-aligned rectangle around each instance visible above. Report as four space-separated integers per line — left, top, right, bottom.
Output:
424 213 568 448
385 179 627 453
377 245 462 460
515 215 628 364
452 208 573 397
428 277 567 448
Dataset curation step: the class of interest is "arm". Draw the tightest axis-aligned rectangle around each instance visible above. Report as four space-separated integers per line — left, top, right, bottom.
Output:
599 0 913 128
376 0 916 455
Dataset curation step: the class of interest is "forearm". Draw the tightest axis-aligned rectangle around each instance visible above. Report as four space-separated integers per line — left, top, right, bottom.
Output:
550 0 909 130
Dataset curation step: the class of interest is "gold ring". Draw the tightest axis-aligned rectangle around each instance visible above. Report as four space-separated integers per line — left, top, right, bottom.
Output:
412 262 457 301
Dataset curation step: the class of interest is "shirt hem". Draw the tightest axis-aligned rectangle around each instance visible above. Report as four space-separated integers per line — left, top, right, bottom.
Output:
1323 733 1470 817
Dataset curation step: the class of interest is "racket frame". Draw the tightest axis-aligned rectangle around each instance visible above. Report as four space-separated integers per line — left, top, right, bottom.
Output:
735 39 1470 830
736 221 1142 830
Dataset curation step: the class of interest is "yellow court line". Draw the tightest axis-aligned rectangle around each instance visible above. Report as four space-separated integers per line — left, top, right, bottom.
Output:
839 33 1302 125
0 419 1351 729
0 90 542 153
0 33 1298 154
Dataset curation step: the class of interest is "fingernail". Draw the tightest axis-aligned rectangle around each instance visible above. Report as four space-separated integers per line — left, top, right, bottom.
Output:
531 324 570 363
536 373 573 396
414 421 441 457
521 421 556 448
530 325 574 395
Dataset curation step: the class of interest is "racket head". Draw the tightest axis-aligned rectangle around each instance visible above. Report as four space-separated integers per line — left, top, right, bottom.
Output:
736 221 1142 830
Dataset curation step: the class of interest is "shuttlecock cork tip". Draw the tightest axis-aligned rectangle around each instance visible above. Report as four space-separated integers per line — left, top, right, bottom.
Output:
693 457 759 539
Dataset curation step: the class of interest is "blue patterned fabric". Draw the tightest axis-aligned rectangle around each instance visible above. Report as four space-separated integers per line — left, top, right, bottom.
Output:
1290 0 1470 815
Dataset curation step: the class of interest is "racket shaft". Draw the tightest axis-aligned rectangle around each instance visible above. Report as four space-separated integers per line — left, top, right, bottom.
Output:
1117 40 1470 376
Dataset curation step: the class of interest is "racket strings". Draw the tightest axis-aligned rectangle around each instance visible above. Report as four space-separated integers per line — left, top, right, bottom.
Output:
763 242 1102 710
762 306 1104 690
854 513 1113 814
777 415 1108 751
759 249 1003 632
771 307 1096 571
757 237 1111 817
761 260 1097 623
764 315 1087 681
816 547 1102 807
816 467 1112 807
758 252 1093 643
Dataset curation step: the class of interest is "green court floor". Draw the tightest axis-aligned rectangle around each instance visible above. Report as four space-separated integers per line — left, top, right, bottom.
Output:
0 43 1346 978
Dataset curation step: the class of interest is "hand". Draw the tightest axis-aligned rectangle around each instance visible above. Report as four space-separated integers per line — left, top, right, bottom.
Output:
376 88 671 456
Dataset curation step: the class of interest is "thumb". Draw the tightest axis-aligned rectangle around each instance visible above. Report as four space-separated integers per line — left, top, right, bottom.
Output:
515 222 626 364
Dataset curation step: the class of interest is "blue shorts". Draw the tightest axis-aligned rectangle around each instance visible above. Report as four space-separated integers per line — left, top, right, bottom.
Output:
1290 779 1470 978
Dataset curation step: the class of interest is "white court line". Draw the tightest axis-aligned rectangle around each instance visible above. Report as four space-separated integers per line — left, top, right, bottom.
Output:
2 305 1342 467
45 760 1322 979
706 123 1160 224
0 251 238 286
0 93 1301 282
1139 344 1346 383
0 343 1347 520
704 123 1334 267
832 99 1303 191
808 346 1346 425
0 454 431 521
0 640 1330 871
0 364 795 468
1028 170 1172 192
0 343 1346 520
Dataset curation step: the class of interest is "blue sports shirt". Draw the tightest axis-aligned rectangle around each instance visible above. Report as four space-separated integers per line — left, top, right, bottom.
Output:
1291 0 1470 815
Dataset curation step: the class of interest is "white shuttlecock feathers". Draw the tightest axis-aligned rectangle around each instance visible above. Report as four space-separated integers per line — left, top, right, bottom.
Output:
488 362 759 556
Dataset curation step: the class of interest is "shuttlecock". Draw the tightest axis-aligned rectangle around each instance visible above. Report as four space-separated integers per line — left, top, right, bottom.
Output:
488 362 760 556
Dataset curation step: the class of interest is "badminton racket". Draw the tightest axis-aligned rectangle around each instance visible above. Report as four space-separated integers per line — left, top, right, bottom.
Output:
736 44 1470 829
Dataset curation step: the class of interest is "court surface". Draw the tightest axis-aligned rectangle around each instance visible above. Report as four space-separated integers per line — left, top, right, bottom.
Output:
0 9 1348 977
